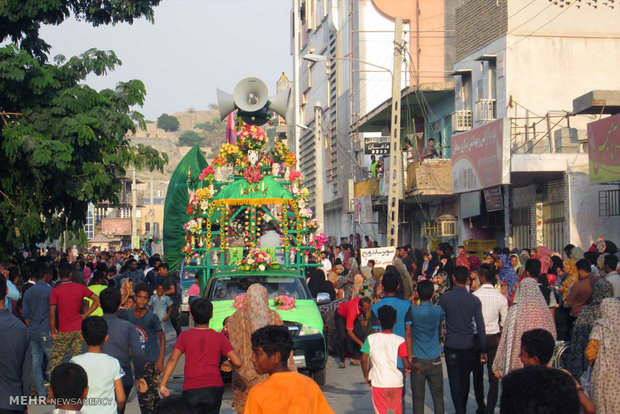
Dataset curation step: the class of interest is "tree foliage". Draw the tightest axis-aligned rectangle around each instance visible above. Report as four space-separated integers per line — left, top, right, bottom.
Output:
177 130 205 147
195 118 227 148
157 113 180 132
0 45 168 256
0 0 162 61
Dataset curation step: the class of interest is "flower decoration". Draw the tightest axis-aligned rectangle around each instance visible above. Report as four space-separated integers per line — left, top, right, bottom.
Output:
219 143 241 164
237 248 282 271
300 207 313 219
259 153 274 168
183 219 202 235
213 154 227 167
309 233 329 251
288 168 304 183
273 295 296 310
196 187 214 201
307 218 320 233
243 166 264 184
284 153 297 167
271 140 289 163
233 293 246 309
181 245 195 259
237 124 269 151
199 165 215 182
235 156 248 169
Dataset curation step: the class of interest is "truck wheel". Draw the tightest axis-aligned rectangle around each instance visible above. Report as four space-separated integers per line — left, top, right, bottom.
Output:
180 311 189 327
309 368 326 385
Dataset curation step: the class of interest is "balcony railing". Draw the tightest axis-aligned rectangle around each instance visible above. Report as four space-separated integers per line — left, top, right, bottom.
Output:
406 159 452 197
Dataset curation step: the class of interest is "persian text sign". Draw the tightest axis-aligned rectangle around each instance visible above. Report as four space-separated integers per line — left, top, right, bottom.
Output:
588 114 620 184
364 137 390 155
360 247 396 268
452 118 511 194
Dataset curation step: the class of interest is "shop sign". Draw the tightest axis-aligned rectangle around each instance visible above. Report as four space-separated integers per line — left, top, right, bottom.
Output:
452 118 511 193
588 114 620 184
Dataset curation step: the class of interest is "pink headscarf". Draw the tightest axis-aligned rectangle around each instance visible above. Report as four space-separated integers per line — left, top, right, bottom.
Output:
537 246 552 274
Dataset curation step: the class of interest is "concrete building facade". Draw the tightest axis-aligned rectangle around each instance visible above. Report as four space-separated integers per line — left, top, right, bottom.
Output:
451 0 620 252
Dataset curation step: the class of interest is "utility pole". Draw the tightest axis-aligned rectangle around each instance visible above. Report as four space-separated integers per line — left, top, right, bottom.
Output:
314 102 324 233
150 176 154 237
131 167 138 249
292 0 301 161
386 16 404 248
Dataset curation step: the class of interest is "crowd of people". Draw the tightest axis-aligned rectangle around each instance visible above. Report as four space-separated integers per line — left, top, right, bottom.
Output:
305 236 620 414
1 234 620 414
0 247 335 414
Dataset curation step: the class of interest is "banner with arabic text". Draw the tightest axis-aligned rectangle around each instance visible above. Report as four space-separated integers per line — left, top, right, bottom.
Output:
588 114 620 184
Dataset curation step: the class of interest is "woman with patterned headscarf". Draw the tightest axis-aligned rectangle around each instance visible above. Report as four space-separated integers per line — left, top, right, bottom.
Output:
227 284 296 413
564 279 613 380
492 278 556 378
560 246 584 301
498 253 518 298
586 298 620 414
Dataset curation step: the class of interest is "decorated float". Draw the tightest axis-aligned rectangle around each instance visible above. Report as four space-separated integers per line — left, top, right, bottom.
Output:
176 117 326 291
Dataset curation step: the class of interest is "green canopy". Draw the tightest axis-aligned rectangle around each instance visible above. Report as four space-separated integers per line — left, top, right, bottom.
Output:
163 145 208 272
214 175 293 206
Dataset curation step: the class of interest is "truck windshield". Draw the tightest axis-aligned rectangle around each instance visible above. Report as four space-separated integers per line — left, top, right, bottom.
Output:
181 268 201 281
208 276 310 301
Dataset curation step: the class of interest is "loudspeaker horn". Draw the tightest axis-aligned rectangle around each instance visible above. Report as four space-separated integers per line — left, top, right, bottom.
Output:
216 88 236 120
268 87 291 121
233 77 269 112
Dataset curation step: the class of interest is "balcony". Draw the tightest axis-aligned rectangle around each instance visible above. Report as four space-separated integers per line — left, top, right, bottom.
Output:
354 178 380 198
406 159 452 197
476 99 496 123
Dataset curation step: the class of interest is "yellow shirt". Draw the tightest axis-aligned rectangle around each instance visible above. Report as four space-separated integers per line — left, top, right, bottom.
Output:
86 284 107 316
244 371 334 414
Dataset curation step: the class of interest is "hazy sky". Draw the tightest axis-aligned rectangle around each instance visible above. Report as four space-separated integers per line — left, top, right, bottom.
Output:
40 0 292 120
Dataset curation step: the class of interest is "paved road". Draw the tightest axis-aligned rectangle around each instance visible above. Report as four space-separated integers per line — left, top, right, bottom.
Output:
30 322 496 413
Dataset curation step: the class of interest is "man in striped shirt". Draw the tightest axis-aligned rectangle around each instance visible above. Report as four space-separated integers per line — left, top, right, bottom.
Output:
473 264 508 414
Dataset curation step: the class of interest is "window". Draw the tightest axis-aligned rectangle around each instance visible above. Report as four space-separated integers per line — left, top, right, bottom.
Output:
307 62 313 88
599 189 620 216
461 72 472 111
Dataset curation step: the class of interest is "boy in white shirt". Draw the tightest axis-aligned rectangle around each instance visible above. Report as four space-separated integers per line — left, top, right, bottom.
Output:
71 316 126 414
361 305 420 414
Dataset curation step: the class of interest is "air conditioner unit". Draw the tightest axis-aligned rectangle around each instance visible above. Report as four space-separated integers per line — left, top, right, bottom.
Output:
451 110 472 132
476 99 496 123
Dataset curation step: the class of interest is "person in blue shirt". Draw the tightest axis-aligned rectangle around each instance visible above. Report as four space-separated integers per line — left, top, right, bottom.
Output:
410 279 445 414
370 270 413 411
21 263 53 397
439 266 487 414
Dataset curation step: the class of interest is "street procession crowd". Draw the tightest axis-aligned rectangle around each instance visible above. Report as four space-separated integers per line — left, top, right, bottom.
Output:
1 235 620 414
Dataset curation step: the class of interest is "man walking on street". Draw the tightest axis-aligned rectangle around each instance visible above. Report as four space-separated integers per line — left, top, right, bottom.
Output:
122 259 144 286
21 263 53 397
410 280 446 414
100 288 147 414
49 262 100 373
472 264 507 414
439 266 487 414
161 264 181 337
370 272 413 410
122 283 165 414
0 274 31 413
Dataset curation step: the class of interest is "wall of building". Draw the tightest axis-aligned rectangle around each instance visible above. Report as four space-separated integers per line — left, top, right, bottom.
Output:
371 0 447 85
506 36 620 130
568 172 620 249
455 0 507 61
